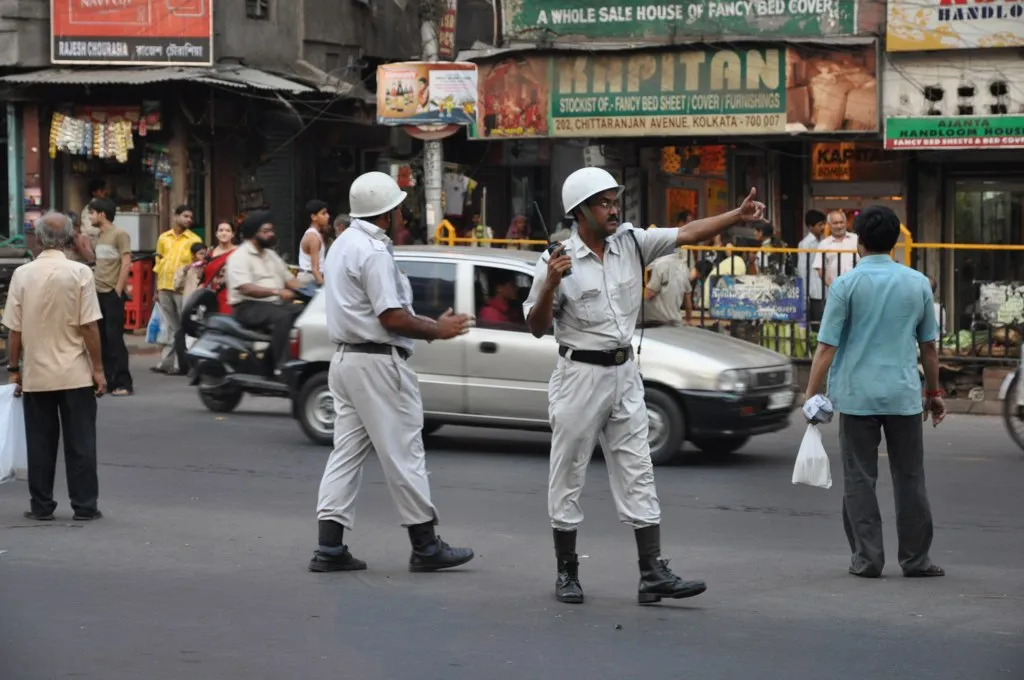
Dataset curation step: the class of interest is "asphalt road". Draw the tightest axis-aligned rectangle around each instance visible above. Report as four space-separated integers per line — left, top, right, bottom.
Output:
1 362 1021 680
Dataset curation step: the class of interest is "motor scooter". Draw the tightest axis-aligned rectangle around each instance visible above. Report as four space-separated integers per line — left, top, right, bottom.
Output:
182 285 318 413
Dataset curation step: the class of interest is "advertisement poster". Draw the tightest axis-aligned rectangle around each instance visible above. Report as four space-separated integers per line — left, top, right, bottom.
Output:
502 0 857 41
471 45 876 140
887 0 1024 52
377 62 478 126
51 0 213 66
710 275 805 322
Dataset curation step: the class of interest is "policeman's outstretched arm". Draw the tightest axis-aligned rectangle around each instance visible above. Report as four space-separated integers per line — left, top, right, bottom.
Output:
525 245 571 338
379 308 469 341
675 187 766 246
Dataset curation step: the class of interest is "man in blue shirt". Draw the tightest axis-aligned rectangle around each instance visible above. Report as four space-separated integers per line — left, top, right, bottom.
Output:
804 205 947 579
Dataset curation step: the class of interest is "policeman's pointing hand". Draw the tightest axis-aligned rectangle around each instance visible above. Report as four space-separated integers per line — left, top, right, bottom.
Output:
436 308 472 340
738 187 766 222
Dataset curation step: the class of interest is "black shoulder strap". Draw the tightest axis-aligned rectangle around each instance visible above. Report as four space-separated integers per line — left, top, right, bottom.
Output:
627 228 646 360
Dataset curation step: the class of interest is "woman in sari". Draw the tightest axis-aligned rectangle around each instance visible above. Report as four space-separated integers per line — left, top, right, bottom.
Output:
202 220 238 314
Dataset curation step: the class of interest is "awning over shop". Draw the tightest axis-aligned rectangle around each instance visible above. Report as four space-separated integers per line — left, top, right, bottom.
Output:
0 66 318 95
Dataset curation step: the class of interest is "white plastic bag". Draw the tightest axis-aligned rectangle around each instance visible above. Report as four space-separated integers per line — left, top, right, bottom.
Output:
0 384 28 484
792 424 832 489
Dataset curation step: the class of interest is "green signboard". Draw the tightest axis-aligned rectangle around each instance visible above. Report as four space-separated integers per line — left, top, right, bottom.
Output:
502 0 858 41
885 116 1024 150
549 48 786 137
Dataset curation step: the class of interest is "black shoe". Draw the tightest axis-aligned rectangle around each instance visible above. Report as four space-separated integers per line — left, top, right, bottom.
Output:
73 510 103 521
408 522 474 572
23 510 55 521
637 557 707 604
309 547 368 572
904 564 945 578
634 525 706 605
553 529 583 604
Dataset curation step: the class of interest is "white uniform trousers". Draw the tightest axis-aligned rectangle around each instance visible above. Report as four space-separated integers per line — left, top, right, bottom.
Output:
316 349 438 529
548 356 661 531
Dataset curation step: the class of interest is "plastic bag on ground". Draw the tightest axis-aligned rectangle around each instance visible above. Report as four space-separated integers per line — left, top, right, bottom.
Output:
792 424 832 489
0 384 27 484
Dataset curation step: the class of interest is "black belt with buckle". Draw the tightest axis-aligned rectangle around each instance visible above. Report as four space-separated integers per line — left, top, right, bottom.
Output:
559 346 633 366
341 343 410 361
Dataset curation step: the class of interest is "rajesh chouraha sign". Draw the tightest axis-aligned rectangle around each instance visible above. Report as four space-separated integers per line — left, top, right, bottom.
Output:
51 0 213 66
502 0 858 41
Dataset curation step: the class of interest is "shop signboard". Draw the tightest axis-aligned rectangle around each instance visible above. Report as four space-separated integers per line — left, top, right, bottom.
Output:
709 275 805 322
377 62 478 126
884 117 1024 150
502 0 857 41
470 44 877 140
882 52 1024 150
887 0 1024 52
51 0 213 66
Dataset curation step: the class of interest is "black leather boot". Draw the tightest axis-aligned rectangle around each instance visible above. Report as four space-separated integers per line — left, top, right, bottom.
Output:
407 522 474 572
309 520 367 572
554 529 584 604
634 525 706 605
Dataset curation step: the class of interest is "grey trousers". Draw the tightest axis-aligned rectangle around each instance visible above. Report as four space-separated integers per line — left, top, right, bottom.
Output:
839 413 935 576
155 290 183 372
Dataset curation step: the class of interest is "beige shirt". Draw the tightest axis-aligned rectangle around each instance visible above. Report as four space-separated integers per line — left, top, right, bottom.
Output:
93 226 131 293
524 224 679 351
1 251 103 392
644 252 691 325
226 241 292 305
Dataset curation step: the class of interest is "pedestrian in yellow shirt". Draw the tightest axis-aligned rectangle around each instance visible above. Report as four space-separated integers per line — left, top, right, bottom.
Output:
153 205 201 374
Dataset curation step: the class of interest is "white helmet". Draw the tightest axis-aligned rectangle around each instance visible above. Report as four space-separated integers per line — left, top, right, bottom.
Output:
561 167 624 218
349 171 407 219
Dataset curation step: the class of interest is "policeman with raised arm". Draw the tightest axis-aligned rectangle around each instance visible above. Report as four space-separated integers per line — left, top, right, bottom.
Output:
524 167 764 605
310 171 475 574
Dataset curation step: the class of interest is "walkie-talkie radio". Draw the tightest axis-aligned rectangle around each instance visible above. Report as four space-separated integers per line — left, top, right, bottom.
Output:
546 242 571 277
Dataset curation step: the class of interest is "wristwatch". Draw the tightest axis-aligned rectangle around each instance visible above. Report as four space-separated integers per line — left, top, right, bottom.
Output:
6 364 20 373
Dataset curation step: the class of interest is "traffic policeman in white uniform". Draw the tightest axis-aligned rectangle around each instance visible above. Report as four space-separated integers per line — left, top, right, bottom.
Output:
524 168 765 605
310 171 475 573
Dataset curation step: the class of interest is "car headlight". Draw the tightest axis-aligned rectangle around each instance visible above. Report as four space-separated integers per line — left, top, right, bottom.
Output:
783 365 794 385
717 369 750 394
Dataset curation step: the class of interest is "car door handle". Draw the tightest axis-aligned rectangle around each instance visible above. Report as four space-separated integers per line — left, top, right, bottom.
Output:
479 341 498 354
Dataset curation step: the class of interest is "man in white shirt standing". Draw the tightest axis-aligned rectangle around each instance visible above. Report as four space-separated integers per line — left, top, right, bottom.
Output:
813 209 859 298
798 210 827 324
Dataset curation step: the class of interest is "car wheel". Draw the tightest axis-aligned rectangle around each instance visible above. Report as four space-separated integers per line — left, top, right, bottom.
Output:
198 386 243 413
690 435 750 455
298 372 334 446
423 421 443 437
645 388 685 466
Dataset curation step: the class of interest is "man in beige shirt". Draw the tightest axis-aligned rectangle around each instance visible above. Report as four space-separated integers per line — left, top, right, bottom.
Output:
2 212 106 522
90 197 134 396
226 211 301 376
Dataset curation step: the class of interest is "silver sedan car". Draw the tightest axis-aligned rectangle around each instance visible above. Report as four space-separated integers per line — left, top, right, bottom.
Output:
286 247 797 464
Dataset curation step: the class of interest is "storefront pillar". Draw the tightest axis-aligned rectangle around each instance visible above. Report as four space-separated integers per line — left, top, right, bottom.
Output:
6 103 23 237
167 115 189 230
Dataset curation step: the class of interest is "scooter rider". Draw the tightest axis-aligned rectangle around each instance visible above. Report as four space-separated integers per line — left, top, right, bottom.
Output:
524 167 765 605
226 211 303 377
310 171 475 573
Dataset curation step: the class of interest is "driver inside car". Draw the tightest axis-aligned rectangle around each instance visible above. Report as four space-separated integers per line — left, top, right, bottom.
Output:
478 270 525 327
226 210 304 376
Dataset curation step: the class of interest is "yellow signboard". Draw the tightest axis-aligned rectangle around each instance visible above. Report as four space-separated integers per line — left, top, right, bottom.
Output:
887 0 1024 52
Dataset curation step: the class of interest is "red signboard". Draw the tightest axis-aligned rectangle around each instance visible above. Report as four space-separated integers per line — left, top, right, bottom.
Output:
51 0 214 66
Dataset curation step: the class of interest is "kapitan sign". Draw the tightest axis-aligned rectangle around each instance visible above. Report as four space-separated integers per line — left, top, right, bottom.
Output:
51 0 214 66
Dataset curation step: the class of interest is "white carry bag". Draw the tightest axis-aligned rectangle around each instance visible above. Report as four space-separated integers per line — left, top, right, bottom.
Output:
0 384 28 484
792 424 832 489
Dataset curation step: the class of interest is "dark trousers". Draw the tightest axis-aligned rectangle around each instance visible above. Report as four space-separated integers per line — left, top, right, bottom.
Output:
23 387 99 515
233 301 299 372
97 291 133 391
839 414 935 576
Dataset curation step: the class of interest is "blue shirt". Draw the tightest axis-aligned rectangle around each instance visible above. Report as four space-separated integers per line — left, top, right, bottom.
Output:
817 255 939 416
